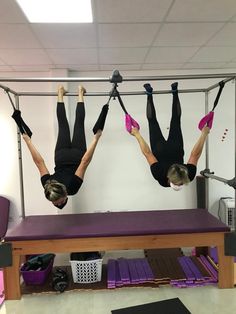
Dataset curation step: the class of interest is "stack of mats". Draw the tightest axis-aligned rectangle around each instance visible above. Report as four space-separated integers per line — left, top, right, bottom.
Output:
144 248 185 286
144 249 217 288
207 246 236 284
107 258 155 288
175 255 217 287
107 249 218 289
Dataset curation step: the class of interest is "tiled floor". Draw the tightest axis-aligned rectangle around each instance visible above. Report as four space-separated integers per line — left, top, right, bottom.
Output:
1 285 236 314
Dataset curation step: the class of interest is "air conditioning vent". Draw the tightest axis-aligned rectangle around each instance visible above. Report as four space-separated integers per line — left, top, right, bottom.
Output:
219 198 235 230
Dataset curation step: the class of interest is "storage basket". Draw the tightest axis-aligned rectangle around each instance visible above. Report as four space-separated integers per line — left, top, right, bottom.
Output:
70 258 103 284
20 257 54 285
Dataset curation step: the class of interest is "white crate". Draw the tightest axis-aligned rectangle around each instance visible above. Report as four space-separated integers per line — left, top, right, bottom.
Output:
70 259 103 284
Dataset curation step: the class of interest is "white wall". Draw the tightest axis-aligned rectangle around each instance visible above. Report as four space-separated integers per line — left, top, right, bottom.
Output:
1 69 235 224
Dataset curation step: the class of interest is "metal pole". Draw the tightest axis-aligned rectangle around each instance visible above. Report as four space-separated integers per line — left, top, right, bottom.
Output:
16 88 205 97
205 91 209 210
235 78 236 230
200 169 236 189
72 73 236 81
201 172 230 184
206 76 235 92
0 73 236 83
0 83 18 95
15 95 26 219
4 72 234 221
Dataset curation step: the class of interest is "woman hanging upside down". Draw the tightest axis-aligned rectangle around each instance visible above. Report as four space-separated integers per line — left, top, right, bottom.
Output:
22 85 102 208
129 82 210 191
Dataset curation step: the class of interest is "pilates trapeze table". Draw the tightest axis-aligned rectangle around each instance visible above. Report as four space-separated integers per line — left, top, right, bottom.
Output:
4 208 234 300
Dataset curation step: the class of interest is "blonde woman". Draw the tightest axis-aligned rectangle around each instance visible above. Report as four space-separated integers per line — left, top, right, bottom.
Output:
23 85 102 208
130 82 209 191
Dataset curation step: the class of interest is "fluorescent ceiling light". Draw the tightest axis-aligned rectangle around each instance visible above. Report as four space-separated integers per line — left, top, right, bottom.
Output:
16 0 93 23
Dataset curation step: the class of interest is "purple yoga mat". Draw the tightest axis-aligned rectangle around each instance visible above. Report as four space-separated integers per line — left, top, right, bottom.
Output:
115 260 123 287
134 259 147 282
107 258 155 288
199 256 218 281
210 247 236 263
178 257 195 281
127 259 139 284
140 259 155 281
118 258 131 284
107 259 116 288
183 257 203 281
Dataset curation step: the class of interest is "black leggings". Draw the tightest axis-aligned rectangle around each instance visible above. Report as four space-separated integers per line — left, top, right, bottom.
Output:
55 102 87 166
147 92 184 163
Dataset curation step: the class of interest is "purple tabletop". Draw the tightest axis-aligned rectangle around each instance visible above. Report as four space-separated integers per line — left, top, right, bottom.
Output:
5 208 230 241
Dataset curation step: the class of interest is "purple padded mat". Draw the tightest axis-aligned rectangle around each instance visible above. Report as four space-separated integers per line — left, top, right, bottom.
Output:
5 208 230 241
0 196 10 238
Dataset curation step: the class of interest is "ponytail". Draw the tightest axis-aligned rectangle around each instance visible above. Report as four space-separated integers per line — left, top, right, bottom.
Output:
167 164 190 185
44 180 67 202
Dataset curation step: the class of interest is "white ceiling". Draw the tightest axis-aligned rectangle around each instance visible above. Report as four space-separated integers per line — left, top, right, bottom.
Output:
1 0 236 73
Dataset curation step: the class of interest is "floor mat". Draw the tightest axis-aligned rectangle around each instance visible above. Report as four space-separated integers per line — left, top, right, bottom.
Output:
111 297 191 314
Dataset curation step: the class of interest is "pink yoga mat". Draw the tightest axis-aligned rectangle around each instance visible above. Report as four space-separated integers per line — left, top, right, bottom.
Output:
0 270 4 305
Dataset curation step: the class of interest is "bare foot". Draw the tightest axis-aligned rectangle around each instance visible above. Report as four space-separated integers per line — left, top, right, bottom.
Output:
78 85 86 95
58 85 66 102
58 85 66 95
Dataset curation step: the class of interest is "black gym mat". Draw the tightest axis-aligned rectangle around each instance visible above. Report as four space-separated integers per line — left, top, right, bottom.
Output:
111 298 191 314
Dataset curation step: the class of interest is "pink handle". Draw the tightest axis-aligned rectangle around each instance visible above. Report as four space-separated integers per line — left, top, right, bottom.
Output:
125 114 140 133
198 111 214 130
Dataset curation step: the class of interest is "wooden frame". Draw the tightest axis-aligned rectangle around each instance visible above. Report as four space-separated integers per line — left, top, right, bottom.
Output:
3 230 234 300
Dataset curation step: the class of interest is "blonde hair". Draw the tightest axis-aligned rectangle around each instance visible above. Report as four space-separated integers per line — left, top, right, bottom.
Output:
167 164 190 185
44 180 67 202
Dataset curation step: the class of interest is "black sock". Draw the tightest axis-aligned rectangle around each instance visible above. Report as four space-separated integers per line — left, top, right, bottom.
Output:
92 104 109 134
143 83 153 95
171 82 178 93
12 110 33 137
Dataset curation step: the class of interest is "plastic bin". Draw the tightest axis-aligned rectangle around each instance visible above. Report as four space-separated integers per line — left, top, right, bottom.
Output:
70 258 103 284
20 256 54 285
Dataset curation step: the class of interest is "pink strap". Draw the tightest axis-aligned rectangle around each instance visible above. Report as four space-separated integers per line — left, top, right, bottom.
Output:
125 114 140 133
198 111 214 130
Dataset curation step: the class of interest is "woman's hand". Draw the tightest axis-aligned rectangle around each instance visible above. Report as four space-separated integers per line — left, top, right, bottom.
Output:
22 133 31 142
94 129 102 140
202 126 210 135
130 127 140 137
